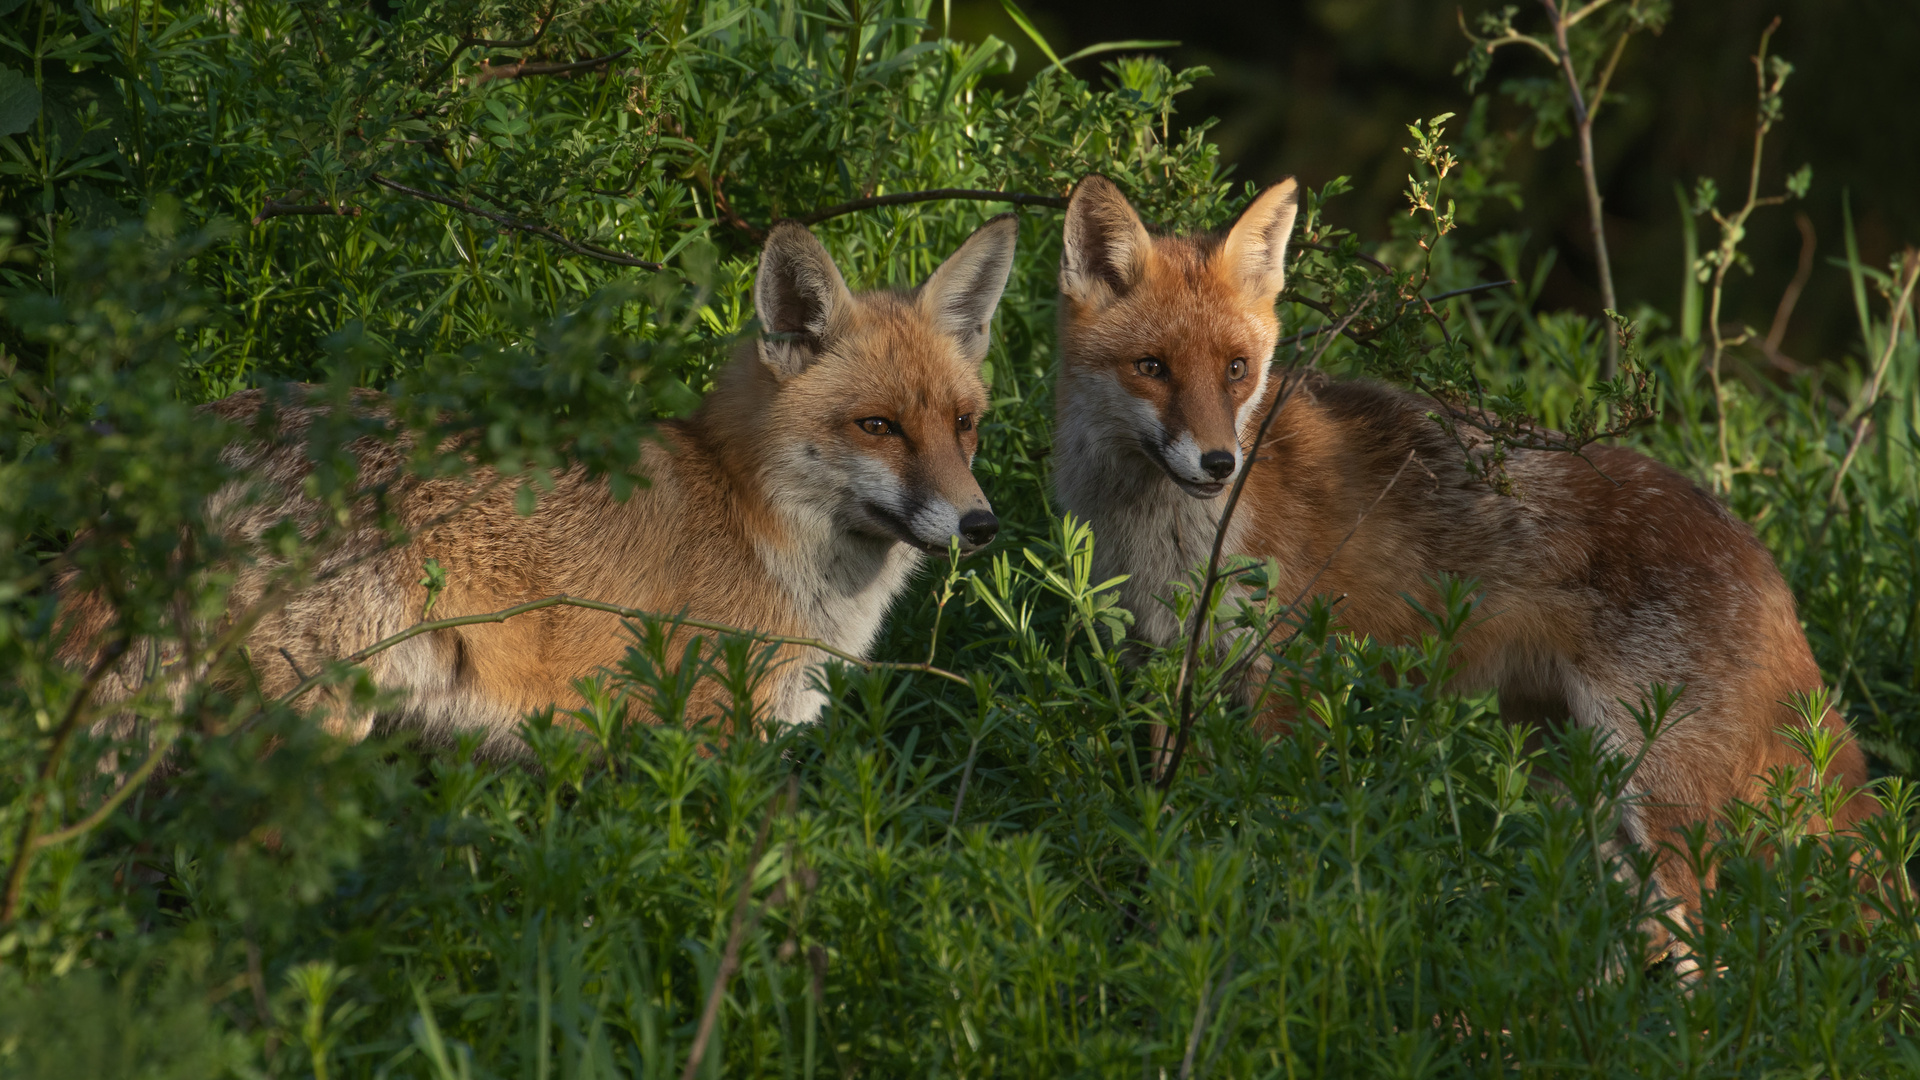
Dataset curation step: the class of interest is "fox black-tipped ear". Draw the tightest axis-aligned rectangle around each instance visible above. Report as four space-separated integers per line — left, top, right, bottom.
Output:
919 213 1018 366
754 222 856 380
1060 175 1153 306
1220 178 1301 300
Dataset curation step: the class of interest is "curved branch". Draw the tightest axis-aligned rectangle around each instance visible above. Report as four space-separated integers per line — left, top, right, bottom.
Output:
1294 239 1394 275
367 174 666 271
473 46 633 84
277 593 970 710
794 188 1067 226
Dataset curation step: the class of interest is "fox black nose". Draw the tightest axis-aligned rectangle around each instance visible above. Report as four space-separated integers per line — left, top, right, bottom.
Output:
958 509 999 549
1199 451 1237 480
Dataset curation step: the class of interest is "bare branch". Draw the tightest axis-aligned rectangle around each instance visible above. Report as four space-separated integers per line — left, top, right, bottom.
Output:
1295 239 1393 275
1765 212 1817 355
1829 248 1920 509
1542 0 1621 377
1275 280 1514 348
277 593 971 711
681 789 787 1080
1159 293 1376 791
420 1 563 88
472 47 633 84
252 200 361 225
2 636 128 923
797 187 1067 225
367 174 666 271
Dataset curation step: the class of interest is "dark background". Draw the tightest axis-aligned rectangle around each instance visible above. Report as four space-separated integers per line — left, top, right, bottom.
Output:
947 0 1919 367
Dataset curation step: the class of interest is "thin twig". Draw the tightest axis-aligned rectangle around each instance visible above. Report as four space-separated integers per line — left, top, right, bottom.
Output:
1216 452 1420 709
420 1 562 88
31 726 176 850
1542 0 1620 378
1706 18 1787 490
796 188 1066 226
472 46 632 83
1827 249 1920 510
681 789 786 1080
1275 280 1512 347
1158 295 1374 791
252 200 361 225
1295 239 1394 275
1 636 127 923
1179 953 1235 1080
1764 212 1817 357
277 593 970 711
367 174 666 271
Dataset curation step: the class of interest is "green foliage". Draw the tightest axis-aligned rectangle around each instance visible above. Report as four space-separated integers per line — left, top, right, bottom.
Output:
4 1 1920 1076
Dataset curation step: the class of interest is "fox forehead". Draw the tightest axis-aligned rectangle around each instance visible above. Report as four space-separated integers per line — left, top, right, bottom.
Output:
813 294 990 416
1063 239 1277 368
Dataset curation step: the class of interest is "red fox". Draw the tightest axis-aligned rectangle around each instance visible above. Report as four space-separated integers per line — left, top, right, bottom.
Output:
59 217 1017 753
1050 173 1870 922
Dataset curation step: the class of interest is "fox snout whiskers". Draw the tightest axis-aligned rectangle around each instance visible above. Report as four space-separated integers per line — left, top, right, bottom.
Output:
1152 434 1237 498
861 497 1000 555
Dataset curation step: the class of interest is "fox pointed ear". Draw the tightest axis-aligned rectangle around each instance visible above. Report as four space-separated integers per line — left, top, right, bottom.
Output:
754 222 856 380
919 213 1018 366
1220 178 1302 300
1060 175 1153 306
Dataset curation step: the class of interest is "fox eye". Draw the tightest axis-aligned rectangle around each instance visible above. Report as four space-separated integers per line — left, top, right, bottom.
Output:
956 413 974 432
1134 356 1166 379
1227 357 1248 381
858 417 896 437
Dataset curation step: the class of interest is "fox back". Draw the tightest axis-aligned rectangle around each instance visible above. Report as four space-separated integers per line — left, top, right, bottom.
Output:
59 217 1018 753
1051 174 1870 931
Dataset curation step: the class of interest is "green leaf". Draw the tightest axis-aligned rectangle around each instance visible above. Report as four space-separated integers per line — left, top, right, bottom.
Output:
0 66 41 138
998 0 1063 71
1057 40 1179 66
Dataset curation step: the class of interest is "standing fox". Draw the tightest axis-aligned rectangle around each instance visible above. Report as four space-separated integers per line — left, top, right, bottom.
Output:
1050 174 1870 919
59 216 1016 753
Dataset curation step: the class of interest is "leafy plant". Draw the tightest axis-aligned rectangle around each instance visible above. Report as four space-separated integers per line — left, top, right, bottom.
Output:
2 1 1919 1076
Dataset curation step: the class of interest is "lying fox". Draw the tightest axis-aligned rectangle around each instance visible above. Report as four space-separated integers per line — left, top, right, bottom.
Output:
1050 174 1870 918
59 217 1016 753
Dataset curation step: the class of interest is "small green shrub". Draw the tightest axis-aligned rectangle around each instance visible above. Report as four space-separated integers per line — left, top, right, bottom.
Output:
3 1 1919 1076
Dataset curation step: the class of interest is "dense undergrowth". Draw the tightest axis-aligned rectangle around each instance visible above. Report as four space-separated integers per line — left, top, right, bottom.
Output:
3 1 1919 1076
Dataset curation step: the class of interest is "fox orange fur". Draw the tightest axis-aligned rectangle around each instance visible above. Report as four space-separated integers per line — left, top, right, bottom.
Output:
1050 173 1871 928
59 217 1017 753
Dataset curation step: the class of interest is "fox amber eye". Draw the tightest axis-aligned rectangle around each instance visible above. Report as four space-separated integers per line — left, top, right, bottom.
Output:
858 417 895 437
956 413 974 432
1227 357 1248 381
1134 356 1166 379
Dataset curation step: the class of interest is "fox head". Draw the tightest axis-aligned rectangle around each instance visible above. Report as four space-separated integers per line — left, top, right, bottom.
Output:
1055 174 1301 498
743 215 1017 554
